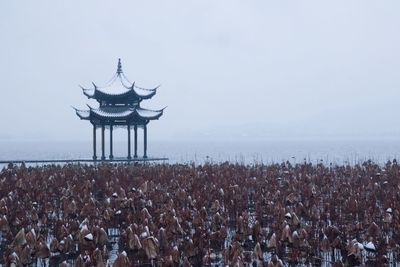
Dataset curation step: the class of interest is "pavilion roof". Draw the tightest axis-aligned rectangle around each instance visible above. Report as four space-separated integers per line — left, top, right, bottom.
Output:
81 61 158 102
74 106 164 121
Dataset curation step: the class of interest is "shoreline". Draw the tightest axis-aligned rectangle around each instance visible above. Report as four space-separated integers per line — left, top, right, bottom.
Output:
0 157 169 165
0 158 398 168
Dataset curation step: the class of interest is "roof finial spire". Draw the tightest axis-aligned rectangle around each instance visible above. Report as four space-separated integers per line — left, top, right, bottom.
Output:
117 58 123 75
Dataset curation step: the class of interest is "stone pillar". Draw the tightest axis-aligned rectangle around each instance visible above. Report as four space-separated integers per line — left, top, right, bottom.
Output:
127 125 132 160
143 124 147 158
134 125 138 158
109 125 114 159
93 125 97 160
101 125 105 160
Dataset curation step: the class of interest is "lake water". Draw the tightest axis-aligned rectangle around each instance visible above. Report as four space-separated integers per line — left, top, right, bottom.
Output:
0 139 399 266
0 139 399 165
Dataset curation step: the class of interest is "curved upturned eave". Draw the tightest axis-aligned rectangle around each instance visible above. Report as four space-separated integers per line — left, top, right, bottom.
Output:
74 108 91 120
80 82 158 102
135 107 164 120
73 111 164 127
81 86 95 98
92 86 157 100
87 108 163 121
132 86 157 99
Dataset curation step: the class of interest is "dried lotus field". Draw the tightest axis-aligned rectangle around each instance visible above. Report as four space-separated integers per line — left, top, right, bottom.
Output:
0 161 399 266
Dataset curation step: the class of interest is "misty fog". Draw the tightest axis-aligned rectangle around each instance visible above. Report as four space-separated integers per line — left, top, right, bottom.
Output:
0 1 399 142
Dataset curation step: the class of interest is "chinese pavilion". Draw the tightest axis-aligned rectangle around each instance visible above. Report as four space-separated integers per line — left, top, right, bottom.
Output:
74 59 164 160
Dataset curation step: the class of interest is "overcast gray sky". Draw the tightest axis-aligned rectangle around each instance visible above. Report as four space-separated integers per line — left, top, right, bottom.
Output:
0 1 399 142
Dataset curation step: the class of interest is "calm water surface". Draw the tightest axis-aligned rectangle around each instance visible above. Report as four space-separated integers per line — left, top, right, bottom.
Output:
0 139 399 165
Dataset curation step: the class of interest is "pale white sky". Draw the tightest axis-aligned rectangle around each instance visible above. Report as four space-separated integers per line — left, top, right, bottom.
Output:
0 1 399 141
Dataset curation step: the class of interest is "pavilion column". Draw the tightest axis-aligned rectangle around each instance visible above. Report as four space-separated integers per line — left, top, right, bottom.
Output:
127 125 132 160
109 125 114 159
101 125 105 160
143 124 147 158
92 124 97 160
134 125 138 158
